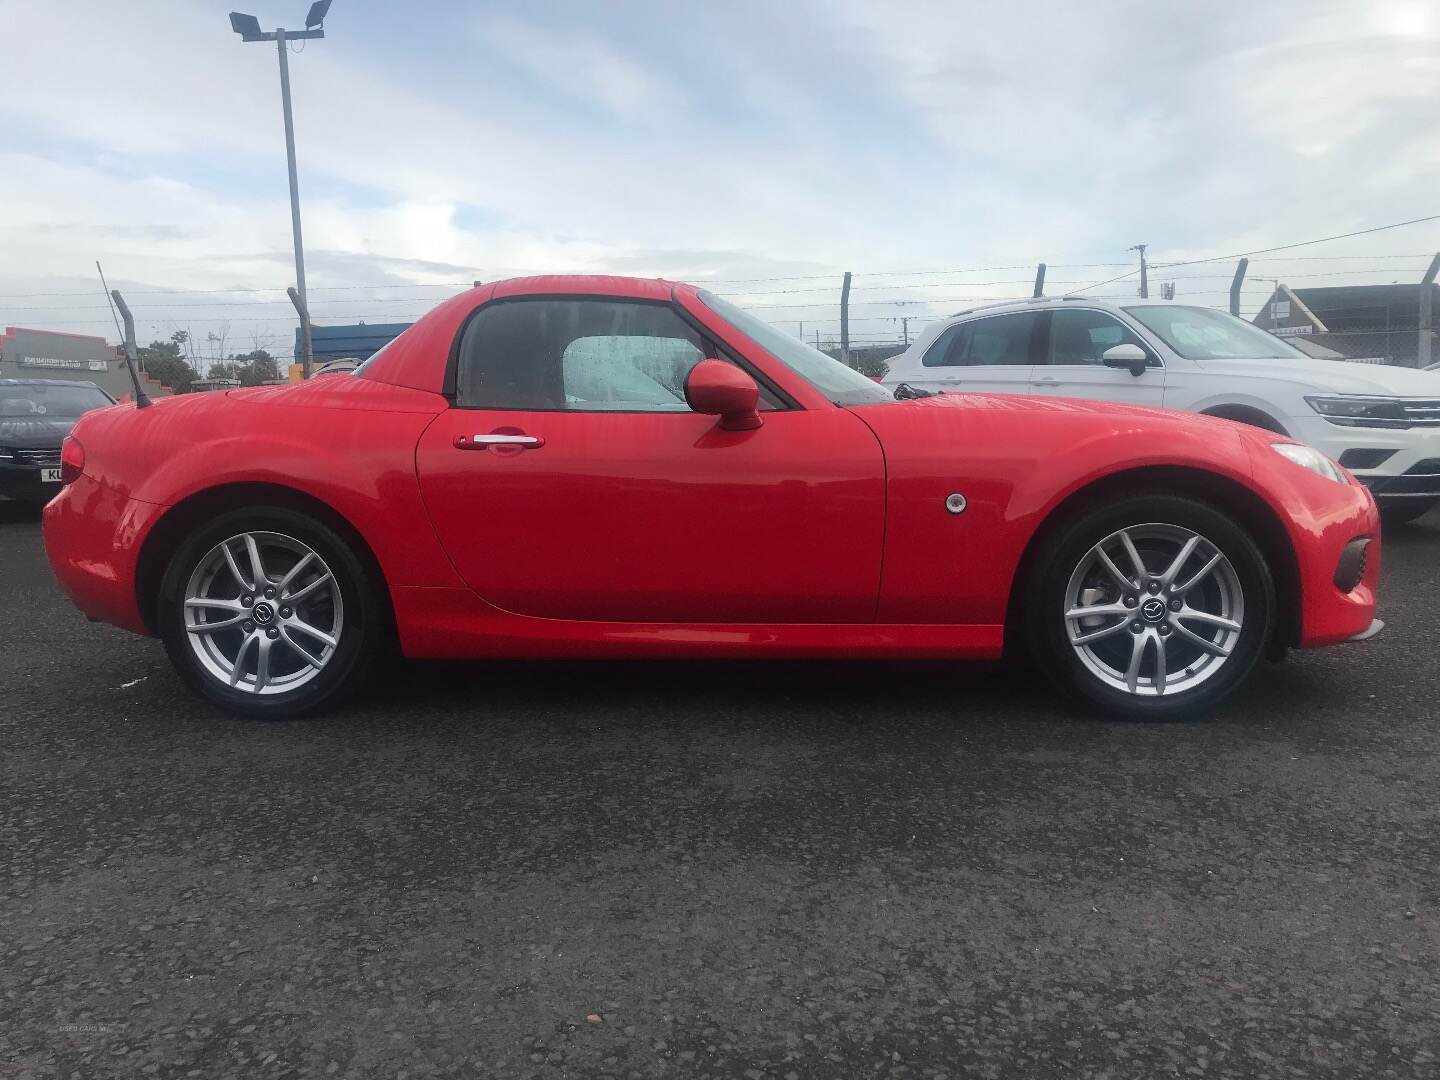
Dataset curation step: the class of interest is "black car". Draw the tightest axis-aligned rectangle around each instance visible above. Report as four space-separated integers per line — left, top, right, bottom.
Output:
0 380 115 501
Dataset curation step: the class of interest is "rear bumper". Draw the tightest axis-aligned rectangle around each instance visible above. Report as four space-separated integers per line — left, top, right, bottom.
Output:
41 473 165 636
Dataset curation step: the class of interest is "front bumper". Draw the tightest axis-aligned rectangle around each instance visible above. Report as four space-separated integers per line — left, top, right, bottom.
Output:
1291 478 1381 649
1348 618 1385 642
0 461 64 502
41 473 166 637
1287 415 1440 502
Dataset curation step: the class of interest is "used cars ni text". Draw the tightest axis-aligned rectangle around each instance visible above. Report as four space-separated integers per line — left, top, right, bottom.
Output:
43 277 1380 720
881 298 1440 522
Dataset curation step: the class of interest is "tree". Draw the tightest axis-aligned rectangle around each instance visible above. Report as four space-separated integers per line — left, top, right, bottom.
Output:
219 349 281 386
853 353 890 378
136 332 197 393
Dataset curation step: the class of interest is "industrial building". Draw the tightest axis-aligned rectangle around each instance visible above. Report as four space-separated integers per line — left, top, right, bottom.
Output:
0 326 173 399
288 321 411 380
1252 283 1440 367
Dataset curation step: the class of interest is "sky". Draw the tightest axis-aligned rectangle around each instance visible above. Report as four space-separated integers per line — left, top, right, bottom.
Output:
2 0 1439 366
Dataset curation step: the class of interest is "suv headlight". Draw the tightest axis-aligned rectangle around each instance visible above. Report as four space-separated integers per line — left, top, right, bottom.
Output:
1305 395 1411 428
1272 441 1347 484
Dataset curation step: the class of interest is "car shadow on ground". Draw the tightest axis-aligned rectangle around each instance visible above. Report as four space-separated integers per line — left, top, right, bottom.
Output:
0 502 43 525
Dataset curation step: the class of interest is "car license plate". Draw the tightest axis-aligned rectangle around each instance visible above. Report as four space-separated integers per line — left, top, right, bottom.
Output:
40 467 62 483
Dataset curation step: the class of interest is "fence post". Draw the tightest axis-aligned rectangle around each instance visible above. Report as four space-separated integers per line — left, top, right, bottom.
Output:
1419 253 1440 369
1032 263 1046 298
840 271 852 368
1229 258 1249 317
109 291 153 408
288 286 313 380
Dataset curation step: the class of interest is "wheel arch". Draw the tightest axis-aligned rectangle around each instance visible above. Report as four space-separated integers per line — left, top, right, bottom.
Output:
134 481 395 638
1003 465 1301 658
1198 402 1291 436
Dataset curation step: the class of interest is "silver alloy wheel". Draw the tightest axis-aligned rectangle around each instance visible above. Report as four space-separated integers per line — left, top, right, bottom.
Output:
182 530 343 696
1062 523 1244 698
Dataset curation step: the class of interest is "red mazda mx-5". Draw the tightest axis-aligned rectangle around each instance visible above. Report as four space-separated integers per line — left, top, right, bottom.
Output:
43 276 1382 720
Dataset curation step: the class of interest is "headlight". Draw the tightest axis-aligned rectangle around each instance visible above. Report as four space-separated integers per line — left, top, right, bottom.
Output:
1305 395 1411 428
1271 441 1347 484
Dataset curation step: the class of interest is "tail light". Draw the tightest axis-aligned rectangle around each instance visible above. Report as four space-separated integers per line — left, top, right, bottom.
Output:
60 435 85 485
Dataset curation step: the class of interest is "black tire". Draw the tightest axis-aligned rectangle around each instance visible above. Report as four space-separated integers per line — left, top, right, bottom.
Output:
1025 494 1276 721
1379 500 1436 527
157 505 385 719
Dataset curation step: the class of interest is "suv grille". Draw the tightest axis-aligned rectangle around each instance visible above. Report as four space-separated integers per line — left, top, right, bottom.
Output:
11 447 62 467
1401 401 1440 426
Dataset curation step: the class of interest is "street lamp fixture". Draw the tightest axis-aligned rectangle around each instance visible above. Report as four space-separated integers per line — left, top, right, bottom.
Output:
228 5 333 378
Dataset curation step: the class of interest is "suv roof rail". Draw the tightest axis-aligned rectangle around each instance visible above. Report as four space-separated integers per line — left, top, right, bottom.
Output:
950 295 1066 318
950 293 1109 317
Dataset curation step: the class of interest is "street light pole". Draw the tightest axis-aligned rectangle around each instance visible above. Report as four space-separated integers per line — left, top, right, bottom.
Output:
230 3 331 378
275 27 308 326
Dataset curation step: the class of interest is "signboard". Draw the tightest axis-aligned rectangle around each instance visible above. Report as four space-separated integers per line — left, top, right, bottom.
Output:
1270 300 1291 320
18 356 109 371
1271 326 1312 337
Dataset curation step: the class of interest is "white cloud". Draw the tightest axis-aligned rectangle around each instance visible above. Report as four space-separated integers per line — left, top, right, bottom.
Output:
1 0 1438 350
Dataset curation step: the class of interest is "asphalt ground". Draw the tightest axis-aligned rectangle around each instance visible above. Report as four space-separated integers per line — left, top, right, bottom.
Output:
3 501 1439 1079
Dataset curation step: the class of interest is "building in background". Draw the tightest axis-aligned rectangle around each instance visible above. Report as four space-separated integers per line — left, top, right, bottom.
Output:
0 326 173 398
289 321 412 381
1252 283 1440 366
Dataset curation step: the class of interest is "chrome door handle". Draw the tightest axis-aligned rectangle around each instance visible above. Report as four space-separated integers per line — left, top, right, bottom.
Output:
454 432 545 450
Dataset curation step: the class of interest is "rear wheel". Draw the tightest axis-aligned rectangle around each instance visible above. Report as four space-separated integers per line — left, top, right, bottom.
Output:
157 506 383 719
1026 495 1275 720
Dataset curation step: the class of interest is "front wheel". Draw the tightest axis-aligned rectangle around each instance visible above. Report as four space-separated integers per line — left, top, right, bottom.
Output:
1026 495 1276 720
157 506 385 719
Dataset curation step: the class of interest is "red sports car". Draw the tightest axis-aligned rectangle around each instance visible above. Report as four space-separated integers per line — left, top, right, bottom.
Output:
43 276 1381 720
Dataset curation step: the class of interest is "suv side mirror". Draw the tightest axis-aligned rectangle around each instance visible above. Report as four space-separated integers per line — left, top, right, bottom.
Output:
1102 343 1151 377
685 359 763 431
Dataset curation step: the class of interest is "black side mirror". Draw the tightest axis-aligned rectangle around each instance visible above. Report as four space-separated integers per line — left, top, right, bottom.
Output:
1102 343 1151 377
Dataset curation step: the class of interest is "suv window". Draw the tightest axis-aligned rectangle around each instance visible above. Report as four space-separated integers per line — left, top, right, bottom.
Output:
458 299 773 411
1046 309 1151 366
1124 304 1306 361
923 312 1041 367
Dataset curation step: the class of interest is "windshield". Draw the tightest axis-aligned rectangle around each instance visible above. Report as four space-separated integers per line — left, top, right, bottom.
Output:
0 383 113 417
698 290 893 405
1124 304 1307 361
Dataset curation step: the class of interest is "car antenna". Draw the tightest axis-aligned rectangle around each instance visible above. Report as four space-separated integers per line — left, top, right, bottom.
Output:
109 290 153 409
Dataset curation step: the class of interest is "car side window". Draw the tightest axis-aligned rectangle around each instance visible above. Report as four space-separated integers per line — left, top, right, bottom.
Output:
457 298 775 412
1046 309 1150 366
922 312 1041 367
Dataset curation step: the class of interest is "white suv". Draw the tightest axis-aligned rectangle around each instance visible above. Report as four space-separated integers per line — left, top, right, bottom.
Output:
881 298 1440 522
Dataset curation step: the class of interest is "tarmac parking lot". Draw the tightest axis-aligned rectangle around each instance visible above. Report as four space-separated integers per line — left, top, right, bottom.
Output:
3 502 1439 1078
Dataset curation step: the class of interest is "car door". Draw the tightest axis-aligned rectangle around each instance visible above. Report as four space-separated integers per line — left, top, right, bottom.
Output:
415 295 886 624
904 311 1043 396
1030 307 1166 406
